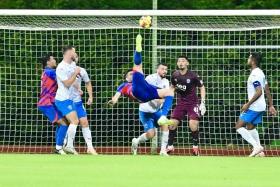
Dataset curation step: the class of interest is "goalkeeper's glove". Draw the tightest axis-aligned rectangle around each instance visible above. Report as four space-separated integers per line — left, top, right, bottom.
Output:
199 100 206 116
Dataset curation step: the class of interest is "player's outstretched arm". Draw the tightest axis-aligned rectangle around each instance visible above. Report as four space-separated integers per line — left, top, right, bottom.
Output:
265 83 277 116
107 92 121 107
199 85 206 115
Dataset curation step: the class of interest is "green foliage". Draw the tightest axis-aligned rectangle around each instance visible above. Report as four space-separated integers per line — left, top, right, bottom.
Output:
0 0 280 9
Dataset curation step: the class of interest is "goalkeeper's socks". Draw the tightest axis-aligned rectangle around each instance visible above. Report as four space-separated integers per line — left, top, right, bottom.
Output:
55 124 68 150
168 129 177 146
249 128 261 146
134 51 142 65
161 96 174 116
160 131 169 152
65 124 77 148
191 130 199 146
82 126 93 148
237 127 258 148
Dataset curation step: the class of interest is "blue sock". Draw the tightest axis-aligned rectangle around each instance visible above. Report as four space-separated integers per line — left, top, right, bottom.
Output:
134 51 142 65
162 96 174 116
56 125 68 147
55 125 60 143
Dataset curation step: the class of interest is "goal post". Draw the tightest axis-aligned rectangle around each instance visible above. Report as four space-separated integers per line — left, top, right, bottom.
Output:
0 10 280 156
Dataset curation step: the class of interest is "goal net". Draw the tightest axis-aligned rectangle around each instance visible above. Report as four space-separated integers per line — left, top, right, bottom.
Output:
0 10 279 156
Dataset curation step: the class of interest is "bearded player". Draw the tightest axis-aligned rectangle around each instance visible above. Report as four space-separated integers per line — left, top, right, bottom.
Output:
167 56 206 156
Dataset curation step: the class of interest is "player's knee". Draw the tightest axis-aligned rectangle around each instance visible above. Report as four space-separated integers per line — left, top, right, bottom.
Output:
169 125 177 130
68 116 79 125
80 119 89 127
146 130 155 138
235 120 244 129
246 124 255 130
58 118 69 125
189 120 199 131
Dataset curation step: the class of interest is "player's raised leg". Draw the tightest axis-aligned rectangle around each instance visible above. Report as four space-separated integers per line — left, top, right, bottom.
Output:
132 34 174 125
132 34 143 73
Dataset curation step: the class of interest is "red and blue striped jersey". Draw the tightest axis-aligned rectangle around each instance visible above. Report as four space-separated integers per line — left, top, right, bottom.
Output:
38 67 57 106
117 82 136 100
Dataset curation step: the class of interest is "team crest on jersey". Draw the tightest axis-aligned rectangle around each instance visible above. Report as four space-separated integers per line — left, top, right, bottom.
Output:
68 105 73 110
186 79 191 83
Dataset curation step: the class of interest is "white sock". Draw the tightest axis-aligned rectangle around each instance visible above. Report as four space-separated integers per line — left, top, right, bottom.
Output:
160 131 169 153
237 127 258 148
249 128 261 146
82 127 93 148
136 133 148 144
56 145 62 150
66 124 77 148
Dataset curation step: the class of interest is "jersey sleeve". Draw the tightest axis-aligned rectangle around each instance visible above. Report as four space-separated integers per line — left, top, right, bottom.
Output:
56 66 68 81
194 73 203 87
81 68 90 83
45 69 56 80
251 73 262 88
117 82 126 92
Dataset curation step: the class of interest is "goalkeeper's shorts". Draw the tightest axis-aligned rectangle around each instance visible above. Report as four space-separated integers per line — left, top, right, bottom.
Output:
73 101 87 119
132 72 160 103
239 109 264 125
38 105 63 124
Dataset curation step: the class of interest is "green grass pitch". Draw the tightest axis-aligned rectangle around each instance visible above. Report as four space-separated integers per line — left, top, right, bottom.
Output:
0 154 279 187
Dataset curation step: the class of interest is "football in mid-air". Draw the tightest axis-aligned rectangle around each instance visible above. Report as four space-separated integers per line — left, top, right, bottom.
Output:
139 16 152 29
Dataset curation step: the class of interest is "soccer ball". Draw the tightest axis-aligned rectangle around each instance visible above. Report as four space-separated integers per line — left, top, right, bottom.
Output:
139 16 152 29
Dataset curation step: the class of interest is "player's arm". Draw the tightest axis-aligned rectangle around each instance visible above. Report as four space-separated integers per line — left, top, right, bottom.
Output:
195 74 206 115
85 81 93 105
199 85 206 115
241 81 262 112
81 68 93 105
265 82 277 116
57 66 81 88
107 83 126 107
107 92 121 107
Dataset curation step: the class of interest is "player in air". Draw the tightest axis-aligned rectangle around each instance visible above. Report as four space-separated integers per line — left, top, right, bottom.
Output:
37 54 69 155
55 46 81 154
108 34 174 126
69 52 98 155
131 63 170 156
235 52 277 157
167 56 206 156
